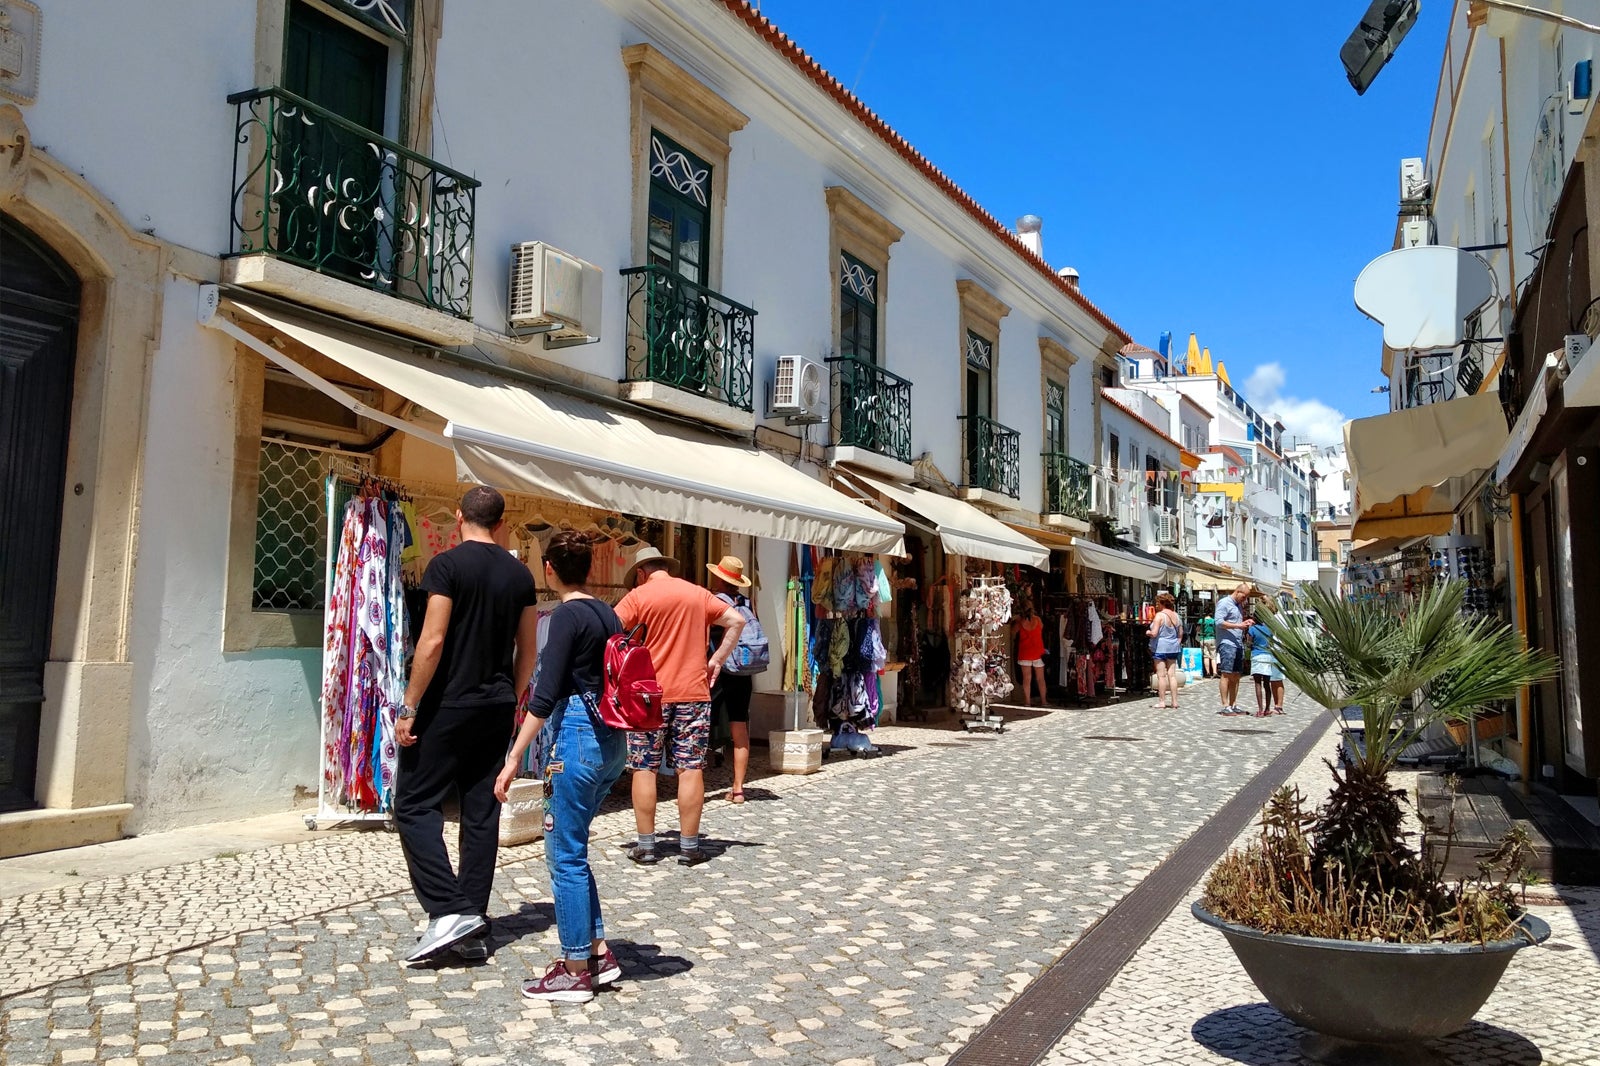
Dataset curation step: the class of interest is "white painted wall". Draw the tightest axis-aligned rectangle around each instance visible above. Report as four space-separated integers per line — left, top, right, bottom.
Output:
23 0 1128 830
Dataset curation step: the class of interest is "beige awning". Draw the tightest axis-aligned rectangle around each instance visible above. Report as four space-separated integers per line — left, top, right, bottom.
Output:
216 303 905 555
1071 537 1172 583
841 472 1049 569
1345 391 1507 512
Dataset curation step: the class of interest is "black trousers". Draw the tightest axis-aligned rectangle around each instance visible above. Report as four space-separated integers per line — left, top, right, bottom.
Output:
394 703 514 919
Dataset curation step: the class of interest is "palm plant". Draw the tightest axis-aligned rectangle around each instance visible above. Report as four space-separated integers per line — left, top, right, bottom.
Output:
1256 579 1558 901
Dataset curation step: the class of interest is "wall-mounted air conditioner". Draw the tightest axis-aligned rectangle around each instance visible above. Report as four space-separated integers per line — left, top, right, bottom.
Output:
769 355 828 424
508 241 601 347
1158 510 1180 546
1400 219 1430 248
1087 472 1117 519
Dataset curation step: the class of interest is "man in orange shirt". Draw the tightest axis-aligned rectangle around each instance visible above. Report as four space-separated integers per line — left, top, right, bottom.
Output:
615 548 745 866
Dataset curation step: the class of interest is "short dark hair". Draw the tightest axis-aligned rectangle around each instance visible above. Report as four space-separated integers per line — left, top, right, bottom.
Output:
459 486 505 528
545 530 594 586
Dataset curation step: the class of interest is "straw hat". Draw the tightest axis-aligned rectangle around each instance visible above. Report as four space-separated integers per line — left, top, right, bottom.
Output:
623 546 680 586
706 555 752 588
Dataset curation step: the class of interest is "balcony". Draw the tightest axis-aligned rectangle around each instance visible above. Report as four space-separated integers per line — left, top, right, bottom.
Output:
621 265 756 431
1044 453 1092 523
959 415 1020 503
827 355 913 480
225 87 479 338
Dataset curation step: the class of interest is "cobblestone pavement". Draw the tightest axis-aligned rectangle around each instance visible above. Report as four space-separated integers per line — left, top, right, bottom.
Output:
1040 725 1600 1066
0 689 1312 1065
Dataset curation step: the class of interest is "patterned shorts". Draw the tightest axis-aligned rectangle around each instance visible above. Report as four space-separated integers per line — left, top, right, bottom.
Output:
626 701 712 771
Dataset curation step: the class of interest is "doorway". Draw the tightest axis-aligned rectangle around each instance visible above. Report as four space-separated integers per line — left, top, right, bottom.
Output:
0 212 82 812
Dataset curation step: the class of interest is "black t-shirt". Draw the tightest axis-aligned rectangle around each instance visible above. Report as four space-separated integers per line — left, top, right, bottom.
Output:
420 541 537 711
529 598 622 718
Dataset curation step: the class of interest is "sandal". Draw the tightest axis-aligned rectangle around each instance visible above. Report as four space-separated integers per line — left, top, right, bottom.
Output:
729 791 746 804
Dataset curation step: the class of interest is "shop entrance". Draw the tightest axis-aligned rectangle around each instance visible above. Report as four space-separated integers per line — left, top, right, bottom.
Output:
0 213 82 812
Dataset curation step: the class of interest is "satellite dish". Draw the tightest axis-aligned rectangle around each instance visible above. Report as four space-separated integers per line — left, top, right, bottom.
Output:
1353 246 1495 351
1341 0 1421 95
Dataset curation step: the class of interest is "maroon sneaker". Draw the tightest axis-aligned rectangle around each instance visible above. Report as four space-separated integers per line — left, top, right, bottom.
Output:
521 959 594 1003
592 947 622 986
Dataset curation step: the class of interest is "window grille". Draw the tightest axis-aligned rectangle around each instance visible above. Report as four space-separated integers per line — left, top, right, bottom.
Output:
253 440 369 611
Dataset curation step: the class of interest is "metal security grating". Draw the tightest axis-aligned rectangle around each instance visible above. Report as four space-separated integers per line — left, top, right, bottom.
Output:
252 441 366 611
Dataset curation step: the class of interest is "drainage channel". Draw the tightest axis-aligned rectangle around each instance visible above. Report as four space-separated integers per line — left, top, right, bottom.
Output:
947 714 1333 1066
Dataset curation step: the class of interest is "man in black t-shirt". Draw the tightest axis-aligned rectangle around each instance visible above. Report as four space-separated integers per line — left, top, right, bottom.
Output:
393 486 537 965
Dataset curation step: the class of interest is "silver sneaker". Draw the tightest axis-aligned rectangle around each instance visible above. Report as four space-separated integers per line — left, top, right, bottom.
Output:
405 913 486 965
453 932 489 961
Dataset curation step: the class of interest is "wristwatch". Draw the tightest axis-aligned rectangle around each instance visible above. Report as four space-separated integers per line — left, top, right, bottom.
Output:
396 702 418 720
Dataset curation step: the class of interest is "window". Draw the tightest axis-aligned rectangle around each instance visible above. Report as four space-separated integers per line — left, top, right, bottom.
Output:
1100 364 1116 388
253 440 367 611
1045 380 1065 454
647 131 711 285
966 330 994 422
1109 432 1120 474
839 252 878 363
1146 455 1161 506
1485 125 1502 244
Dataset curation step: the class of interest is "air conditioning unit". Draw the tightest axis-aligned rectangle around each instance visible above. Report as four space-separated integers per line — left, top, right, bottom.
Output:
1399 156 1429 203
507 242 601 345
1400 219 1430 248
1087 472 1117 519
769 355 828 424
1158 510 1180 546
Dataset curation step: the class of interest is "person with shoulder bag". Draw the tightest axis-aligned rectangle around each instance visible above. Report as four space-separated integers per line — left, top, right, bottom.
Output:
707 556 766 804
496 531 628 1004
1146 591 1184 710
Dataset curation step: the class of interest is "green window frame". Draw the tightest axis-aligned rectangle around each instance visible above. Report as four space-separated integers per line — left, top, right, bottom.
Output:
839 252 878 364
965 330 993 421
647 130 711 285
1045 379 1065 454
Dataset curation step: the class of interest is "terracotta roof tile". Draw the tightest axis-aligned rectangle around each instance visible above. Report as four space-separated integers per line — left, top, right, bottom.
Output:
715 0 1131 345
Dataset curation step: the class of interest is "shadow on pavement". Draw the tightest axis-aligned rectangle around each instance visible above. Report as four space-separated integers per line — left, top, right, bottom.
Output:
609 940 694 982
1192 1004 1543 1064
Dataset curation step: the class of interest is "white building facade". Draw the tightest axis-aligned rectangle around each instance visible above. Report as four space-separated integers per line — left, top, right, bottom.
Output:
0 0 1132 853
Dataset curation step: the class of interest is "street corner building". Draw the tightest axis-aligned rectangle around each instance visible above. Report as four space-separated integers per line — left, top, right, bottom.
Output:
3 0 1238 857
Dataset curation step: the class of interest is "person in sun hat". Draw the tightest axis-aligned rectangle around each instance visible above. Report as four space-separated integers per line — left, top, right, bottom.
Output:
706 555 761 804
615 546 746 866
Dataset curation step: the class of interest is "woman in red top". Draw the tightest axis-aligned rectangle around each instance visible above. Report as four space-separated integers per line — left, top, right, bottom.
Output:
1013 601 1048 707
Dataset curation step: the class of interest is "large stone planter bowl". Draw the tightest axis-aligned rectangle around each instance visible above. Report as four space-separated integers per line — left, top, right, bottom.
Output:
1192 902 1548 1047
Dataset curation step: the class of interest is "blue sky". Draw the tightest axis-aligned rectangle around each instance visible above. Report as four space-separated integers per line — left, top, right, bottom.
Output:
756 0 1451 445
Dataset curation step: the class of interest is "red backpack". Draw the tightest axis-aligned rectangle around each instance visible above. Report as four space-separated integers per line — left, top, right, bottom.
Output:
599 622 665 731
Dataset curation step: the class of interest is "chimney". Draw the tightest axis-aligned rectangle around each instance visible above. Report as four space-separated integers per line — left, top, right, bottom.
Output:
1015 214 1044 260
1057 265 1080 291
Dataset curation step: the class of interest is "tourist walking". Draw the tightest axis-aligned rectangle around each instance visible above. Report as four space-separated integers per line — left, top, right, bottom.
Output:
617 547 746 866
393 486 537 965
1248 618 1285 717
707 556 764 804
1147 591 1183 709
1013 600 1048 707
495 531 628 1003
1213 583 1256 717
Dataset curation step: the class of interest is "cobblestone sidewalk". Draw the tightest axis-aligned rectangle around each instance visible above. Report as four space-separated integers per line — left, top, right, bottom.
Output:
1 691 1310 1065
1040 726 1600 1066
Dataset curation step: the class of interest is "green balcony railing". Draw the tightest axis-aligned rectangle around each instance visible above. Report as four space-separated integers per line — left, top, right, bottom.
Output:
621 265 756 412
227 87 479 318
827 355 912 463
959 414 1020 498
1044 452 1092 518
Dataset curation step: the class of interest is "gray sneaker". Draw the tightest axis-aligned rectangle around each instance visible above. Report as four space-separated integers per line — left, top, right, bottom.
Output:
405 913 486 965
453 932 489 961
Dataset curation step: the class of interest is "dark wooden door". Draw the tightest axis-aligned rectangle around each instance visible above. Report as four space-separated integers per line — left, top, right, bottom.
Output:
281 1 390 282
0 213 81 812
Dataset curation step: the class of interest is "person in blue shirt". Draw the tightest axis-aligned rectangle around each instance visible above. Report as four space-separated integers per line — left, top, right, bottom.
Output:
1248 619 1285 717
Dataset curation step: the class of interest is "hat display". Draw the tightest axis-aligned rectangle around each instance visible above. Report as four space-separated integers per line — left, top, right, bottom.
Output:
706 555 752 588
622 546 680 586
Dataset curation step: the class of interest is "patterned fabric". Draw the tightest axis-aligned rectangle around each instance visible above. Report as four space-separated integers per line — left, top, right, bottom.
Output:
624 700 712 771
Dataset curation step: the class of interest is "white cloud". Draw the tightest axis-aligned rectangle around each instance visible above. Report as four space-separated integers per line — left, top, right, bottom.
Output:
1242 362 1347 447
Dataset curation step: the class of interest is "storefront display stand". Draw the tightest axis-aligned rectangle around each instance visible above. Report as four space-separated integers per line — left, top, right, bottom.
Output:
770 689 825 774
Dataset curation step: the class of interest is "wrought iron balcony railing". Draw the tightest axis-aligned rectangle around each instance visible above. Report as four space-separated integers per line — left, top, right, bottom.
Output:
1043 452 1092 518
826 355 911 463
959 414 1020 498
621 265 755 412
227 87 479 318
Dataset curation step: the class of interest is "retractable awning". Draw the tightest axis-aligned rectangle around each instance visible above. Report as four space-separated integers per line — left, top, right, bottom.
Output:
1071 537 1173 583
215 303 905 555
841 472 1049 569
1344 391 1507 514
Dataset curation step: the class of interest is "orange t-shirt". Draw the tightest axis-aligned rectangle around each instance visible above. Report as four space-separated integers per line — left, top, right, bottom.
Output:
614 575 730 704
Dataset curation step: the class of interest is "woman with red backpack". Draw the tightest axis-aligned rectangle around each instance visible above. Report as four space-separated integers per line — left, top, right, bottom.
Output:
495 531 627 1004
